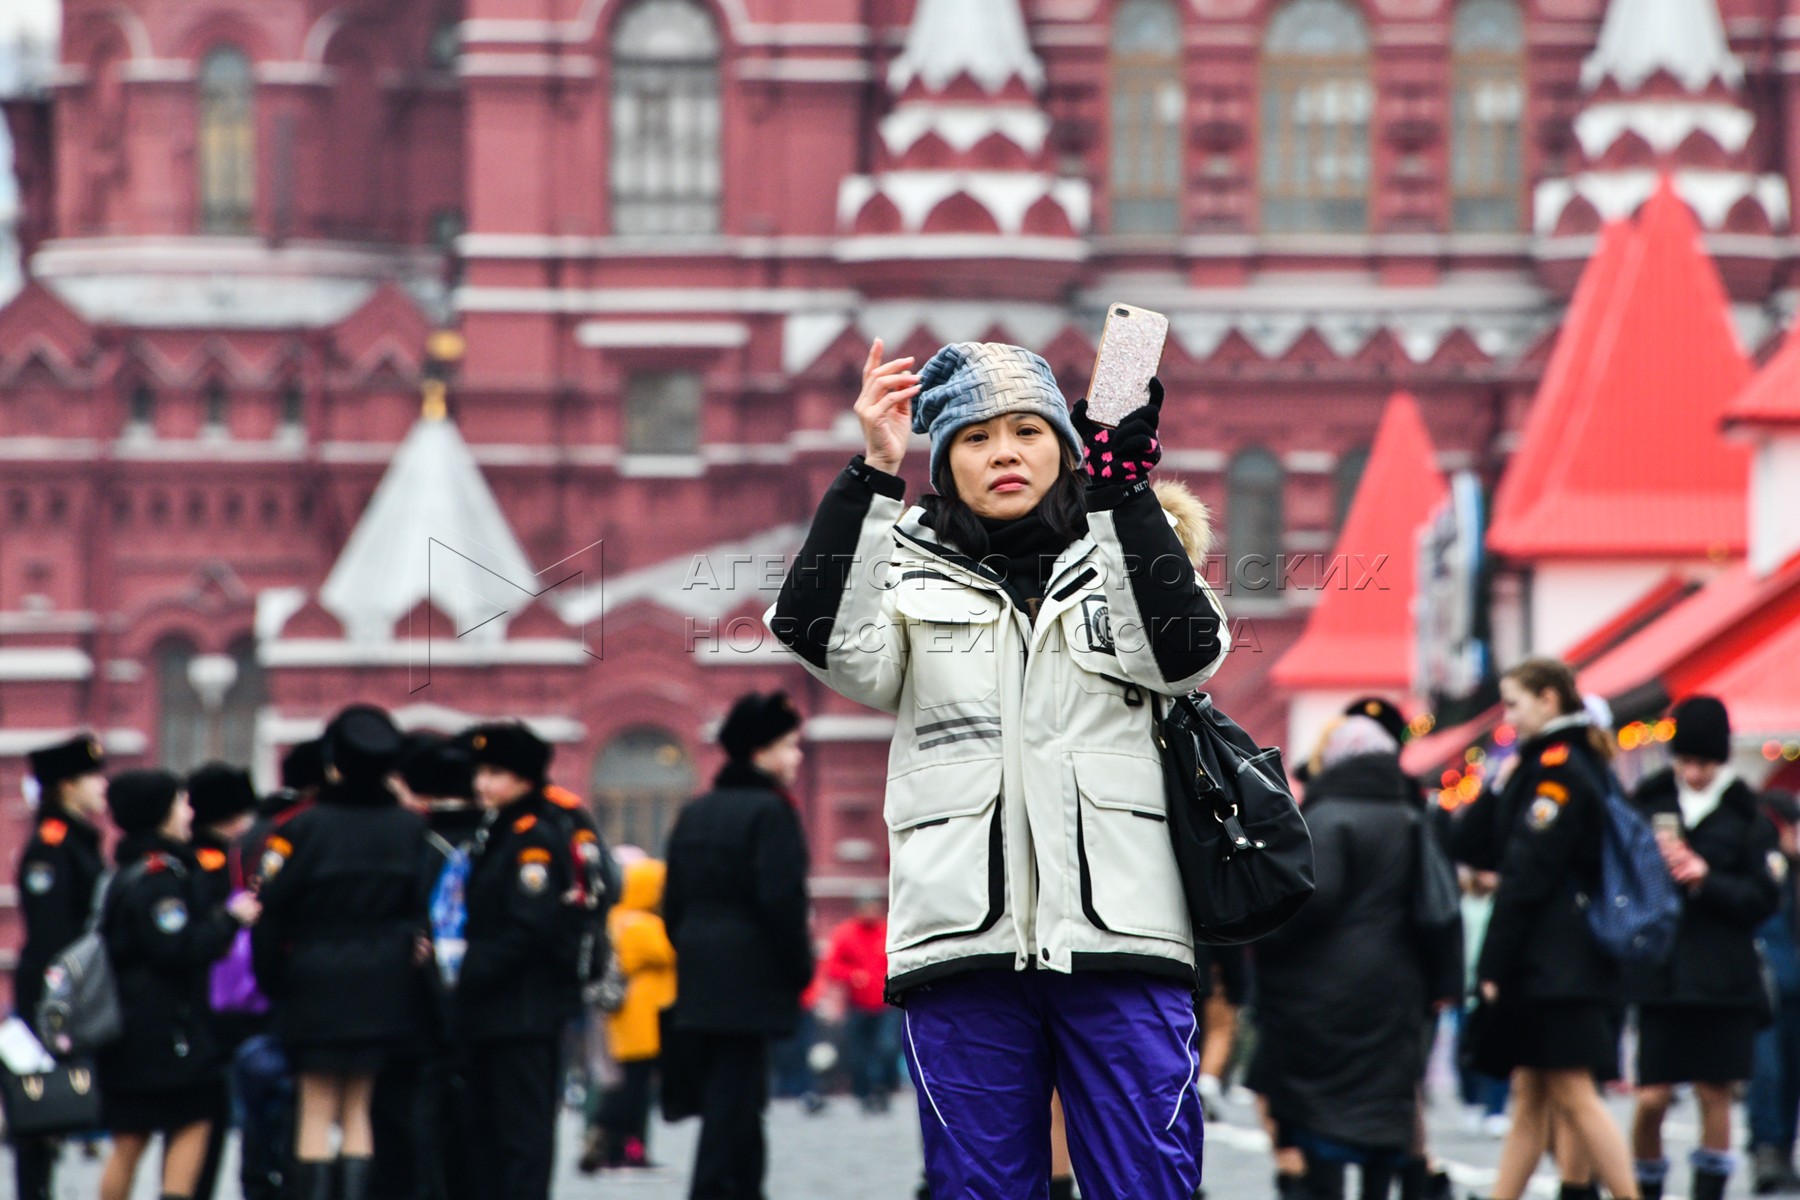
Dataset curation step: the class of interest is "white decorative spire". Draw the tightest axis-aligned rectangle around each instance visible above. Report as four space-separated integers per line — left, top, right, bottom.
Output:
887 0 1045 95
1580 0 1744 92
319 413 538 644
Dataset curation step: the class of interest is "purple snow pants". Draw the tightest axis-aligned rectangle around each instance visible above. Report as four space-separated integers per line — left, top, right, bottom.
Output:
901 968 1205 1200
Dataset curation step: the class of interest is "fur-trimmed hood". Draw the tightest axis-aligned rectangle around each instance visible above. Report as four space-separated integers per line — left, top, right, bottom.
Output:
1153 479 1214 566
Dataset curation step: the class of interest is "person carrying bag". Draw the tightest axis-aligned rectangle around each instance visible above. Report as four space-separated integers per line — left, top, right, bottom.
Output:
766 339 1232 1199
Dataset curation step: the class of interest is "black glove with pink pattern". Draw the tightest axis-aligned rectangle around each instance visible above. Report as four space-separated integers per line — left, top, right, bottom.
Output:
1071 377 1164 488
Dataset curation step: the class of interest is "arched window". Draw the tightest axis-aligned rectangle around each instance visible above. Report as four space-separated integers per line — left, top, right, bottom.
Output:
591 726 695 852
203 378 229 431
1110 0 1185 234
610 0 722 236
1333 445 1370 532
155 638 206 772
1451 0 1525 231
198 46 256 233
155 636 263 770
1228 448 1285 593
1260 0 1371 233
124 376 156 432
218 637 264 767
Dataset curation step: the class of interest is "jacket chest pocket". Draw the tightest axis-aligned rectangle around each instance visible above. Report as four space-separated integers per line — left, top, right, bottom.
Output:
1072 751 1190 943
1058 604 1133 697
884 757 1006 953
897 584 1005 710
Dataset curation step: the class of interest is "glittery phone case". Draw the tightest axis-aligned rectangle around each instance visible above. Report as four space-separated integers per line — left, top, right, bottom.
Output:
1087 303 1169 427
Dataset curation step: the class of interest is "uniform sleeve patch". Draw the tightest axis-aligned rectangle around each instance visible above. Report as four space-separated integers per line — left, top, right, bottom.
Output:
518 847 553 865
518 862 550 895
573 828 598 845
1536 781 1570 804
23 862 55 895
260 837 292 882
196 848 227 872
39 819 67 847
153 897 189 933
1540 745 1570 767
1528 796 1563 831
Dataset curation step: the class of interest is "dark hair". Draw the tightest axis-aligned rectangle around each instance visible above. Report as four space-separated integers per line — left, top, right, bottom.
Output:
1502 657 1615 761
925 442 1088 559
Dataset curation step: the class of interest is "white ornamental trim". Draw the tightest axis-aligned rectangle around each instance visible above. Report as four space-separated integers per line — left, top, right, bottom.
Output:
1573 99 1755 158
879 103 1052 157
1534 169 1792 234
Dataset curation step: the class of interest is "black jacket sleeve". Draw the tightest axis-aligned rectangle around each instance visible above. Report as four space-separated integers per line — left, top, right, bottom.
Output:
458 830 577 998
18 841 90 957
1477 763 1589 986
770 456 906 671
1085 478 1228 691
751 798 816 991
120 867 241 971
1692 812 1783 927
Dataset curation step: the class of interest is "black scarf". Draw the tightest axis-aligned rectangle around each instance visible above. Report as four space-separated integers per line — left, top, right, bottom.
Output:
976 509 1074 621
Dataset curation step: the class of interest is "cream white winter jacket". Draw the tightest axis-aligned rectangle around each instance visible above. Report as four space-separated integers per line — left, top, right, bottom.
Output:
765 458 1229 994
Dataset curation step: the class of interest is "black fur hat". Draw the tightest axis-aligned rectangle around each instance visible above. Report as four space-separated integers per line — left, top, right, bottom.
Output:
461 722 553 785
718 692 803 762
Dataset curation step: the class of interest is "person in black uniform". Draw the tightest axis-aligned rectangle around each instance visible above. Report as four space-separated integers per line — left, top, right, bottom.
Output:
97 769 260 1200
184 762 263 1200
1448 658 1639 1200
453 721 587 1200
664 691 815 1200
231 738 323 1200
1627 696 1781 1200
371 734 481 1200
255 706 430 1200
10 734 109 1200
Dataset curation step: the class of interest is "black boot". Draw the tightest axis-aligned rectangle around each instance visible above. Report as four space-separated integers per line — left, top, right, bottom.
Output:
1050 1177 1077 1200
291 1159 336 1200
1559 1184 1600 1200
1361 1161 1396 1200
1692 1170 1729 1200
1754 1147 1793 1196
1307 1160 1349 1200
1641 1179 1666 1200
1279 1173 1310 1200
338 1156 374 1200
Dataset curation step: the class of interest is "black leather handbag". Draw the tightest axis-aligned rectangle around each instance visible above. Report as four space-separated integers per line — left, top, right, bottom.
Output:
1154 692 1315 945
0 1057 102 1138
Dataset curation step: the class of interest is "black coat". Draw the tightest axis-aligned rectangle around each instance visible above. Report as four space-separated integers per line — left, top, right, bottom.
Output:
1448 722 1620 1003
665 763 814 1036
254 781 430 1049
1626 771 1780 1009
13 807 105 1028
1253 754 1440 1150
453 790 585 1042
98 835 241 1093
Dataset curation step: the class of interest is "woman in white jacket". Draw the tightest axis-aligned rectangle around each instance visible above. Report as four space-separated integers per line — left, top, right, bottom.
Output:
766 338 1229 1200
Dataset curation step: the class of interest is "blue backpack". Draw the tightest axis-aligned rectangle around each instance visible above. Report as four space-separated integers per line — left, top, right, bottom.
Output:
1584 774 1681 963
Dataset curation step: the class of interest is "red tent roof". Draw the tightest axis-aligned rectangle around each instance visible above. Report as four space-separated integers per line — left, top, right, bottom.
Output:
1725 322 1800 430
1578 549 1800 702
1488 180 1752 560
1272 392 1447 690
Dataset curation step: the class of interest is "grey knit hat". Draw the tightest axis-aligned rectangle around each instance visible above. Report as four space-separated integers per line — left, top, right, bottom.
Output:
911 342 1083 486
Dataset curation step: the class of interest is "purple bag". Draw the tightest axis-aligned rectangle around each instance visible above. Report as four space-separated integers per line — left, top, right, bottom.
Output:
211 925 268 1016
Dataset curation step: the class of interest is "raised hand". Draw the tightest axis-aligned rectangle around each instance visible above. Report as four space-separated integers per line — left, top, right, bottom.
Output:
855 338 921 475
1072 377 1165 486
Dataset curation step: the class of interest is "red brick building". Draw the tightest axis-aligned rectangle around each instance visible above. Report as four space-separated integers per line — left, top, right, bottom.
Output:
1 0 1796 983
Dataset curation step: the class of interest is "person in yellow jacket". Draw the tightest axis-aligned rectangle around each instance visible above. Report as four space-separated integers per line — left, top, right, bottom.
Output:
585 858 676 1170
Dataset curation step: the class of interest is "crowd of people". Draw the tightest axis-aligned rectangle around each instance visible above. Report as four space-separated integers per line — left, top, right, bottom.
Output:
10 339 1800 1200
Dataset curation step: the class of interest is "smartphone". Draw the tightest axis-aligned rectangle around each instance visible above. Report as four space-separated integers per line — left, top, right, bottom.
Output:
1652 812 1683 838
1087 303 1170 427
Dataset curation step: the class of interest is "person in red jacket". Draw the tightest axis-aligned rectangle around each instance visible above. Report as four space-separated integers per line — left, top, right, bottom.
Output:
824 890 900 1114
